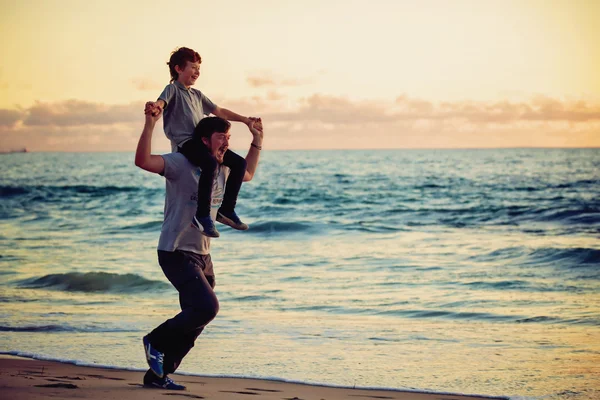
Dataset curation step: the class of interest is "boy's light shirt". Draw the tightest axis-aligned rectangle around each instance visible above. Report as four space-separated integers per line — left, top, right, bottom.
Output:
159 81 217 151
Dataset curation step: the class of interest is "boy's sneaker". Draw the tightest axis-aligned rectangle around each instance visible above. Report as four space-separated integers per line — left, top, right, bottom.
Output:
217 209 249 231
143 369 186 391
191 215 220 238
143 336 164 378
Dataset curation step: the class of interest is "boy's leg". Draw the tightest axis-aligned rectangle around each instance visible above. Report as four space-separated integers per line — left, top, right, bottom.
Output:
217 150 248 230
178 139 220 237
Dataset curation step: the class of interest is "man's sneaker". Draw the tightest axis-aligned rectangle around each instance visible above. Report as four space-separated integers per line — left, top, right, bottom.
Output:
191 215 220 238
142 336 164 378
216 209 249 231
143 369 186 391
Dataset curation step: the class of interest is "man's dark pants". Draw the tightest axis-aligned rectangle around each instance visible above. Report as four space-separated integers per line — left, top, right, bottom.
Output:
145 250 218 375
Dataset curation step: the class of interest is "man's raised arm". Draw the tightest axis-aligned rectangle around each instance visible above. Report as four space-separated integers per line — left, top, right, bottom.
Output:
134 112 165 174
243 120 264 182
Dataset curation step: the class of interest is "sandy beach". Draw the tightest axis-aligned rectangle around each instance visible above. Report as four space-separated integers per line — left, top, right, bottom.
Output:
0 355 505 400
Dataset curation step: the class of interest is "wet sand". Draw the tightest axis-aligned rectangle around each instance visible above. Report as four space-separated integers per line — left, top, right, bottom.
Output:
0 355 506 400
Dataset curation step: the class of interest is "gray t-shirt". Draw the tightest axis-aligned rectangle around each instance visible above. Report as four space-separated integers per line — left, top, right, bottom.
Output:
159 81 217 151
157 152 230 255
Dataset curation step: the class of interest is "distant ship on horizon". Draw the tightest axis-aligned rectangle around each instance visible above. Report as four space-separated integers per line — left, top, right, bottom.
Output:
0 147 28 154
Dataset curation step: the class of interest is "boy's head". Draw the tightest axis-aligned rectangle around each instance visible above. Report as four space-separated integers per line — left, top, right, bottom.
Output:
193 117 231 164
167 47 201 85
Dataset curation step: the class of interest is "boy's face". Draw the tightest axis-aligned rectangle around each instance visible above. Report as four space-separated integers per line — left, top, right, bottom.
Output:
202 130 230 164
176 61 200 87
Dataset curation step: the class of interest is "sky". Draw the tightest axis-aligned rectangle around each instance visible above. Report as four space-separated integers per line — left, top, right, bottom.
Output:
0 0 599 152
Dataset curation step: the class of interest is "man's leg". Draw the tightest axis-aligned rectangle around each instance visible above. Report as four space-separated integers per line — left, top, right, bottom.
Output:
163 274 216 375
179 139 220 237
144 251 219 376
217 149 248 230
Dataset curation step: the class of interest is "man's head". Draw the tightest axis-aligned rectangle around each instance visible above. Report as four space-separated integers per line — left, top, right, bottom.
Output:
167 47 201 86
193 117 231 164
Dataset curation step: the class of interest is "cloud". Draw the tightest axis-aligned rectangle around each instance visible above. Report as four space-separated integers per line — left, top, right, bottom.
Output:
0 100 153 152
0 109 24 127
131 77 163 91
247 71 314 88
167 92 600 128
0 94 599 152
392 95 600 124
24 100 143 126
262 93 600 125
0 118 169 153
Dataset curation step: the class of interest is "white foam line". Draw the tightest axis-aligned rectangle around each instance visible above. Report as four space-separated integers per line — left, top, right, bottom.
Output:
1 350 518 399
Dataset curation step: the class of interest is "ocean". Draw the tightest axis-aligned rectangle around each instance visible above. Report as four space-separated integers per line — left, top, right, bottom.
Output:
1 148 599 399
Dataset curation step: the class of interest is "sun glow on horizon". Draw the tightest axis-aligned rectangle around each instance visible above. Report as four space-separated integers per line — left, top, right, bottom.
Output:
0 0 598 151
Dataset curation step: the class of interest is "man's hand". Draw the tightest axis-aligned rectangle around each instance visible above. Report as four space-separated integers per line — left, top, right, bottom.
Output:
145 105 162 125
249 118 263 144
144 101 163 117
243 119 263 182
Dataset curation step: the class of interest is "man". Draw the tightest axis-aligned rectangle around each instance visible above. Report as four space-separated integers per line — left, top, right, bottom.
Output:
134 108 263 390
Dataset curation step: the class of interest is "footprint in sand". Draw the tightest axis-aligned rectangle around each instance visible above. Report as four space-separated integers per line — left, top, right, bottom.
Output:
34 383 79 389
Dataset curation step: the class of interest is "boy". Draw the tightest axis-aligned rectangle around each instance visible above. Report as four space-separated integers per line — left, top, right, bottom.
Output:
145 47 260 237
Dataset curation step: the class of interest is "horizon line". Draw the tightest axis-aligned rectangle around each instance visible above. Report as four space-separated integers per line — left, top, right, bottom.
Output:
2 146 599 154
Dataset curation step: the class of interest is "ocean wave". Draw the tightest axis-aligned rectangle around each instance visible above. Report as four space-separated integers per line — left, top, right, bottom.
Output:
247 221 319 234
375 308 514 322
525 247 600 268
533 206 600 225
464 280 584 292
229 295 267 302
367 201 600 229
279 304 600 326
0 324 137 333
497 179 599 192
0 186 29 197
471 246 600 274
343 221 409 233
106 220 163 233
497 204 597 227
0 184 150 200
550 179 600 189
18 272 170 293
377 309 600 326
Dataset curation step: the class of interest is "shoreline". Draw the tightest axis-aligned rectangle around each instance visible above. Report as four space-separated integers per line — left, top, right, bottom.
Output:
0 355 508 400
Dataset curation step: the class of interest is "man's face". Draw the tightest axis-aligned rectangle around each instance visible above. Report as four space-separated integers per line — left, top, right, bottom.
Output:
202 130 230 164
176 61 200 87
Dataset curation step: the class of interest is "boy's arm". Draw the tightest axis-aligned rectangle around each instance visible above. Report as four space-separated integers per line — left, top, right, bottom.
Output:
212 105 252 126
154 99 166 111
134 113 165 174
243 120 264 182
145 84 174 116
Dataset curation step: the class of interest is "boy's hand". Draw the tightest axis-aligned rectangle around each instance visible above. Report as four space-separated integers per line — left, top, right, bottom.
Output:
246 116 261 127
144 101 163 117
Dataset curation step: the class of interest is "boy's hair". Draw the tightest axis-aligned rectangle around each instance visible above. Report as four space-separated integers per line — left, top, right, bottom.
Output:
167 47 201 83
193 117 231 140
